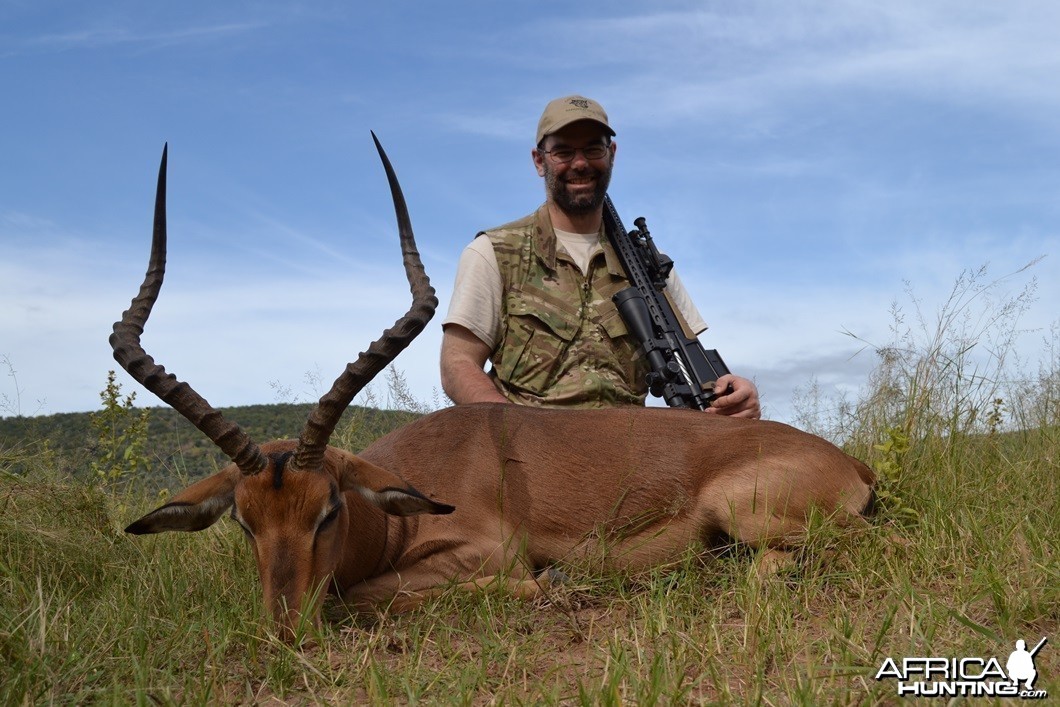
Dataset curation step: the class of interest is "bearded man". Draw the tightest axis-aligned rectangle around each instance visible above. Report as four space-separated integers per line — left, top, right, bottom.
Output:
440 95 760 418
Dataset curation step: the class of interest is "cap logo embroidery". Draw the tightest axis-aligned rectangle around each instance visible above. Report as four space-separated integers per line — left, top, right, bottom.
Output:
569 99 590 109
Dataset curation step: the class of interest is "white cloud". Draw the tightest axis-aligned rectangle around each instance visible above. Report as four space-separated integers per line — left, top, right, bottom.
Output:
6 21 267 56
516 1 1060 129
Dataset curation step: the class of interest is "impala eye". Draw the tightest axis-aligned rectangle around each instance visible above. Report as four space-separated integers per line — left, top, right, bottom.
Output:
230 508 253 538
317 505 340 532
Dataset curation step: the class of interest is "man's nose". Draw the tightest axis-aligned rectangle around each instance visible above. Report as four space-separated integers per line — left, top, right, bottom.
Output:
570 150 591 168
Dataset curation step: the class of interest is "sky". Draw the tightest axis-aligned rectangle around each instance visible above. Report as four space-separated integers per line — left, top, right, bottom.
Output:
2 0 1058 424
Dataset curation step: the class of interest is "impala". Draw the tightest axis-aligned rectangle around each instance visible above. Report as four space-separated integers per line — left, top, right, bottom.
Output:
117 137 876 640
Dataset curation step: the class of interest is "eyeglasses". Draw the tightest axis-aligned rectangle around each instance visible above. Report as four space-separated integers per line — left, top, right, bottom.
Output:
538 144 610 163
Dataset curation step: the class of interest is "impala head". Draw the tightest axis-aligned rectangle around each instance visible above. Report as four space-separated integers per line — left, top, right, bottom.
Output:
116 136 451 640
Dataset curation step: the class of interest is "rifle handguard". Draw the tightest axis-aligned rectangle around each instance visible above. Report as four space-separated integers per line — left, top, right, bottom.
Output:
604 195 733 410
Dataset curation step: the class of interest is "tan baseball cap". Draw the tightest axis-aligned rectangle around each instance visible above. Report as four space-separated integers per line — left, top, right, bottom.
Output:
536 95 616 145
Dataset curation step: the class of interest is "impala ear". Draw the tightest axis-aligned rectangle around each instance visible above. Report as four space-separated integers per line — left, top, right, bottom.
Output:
125 468 240 534
339 456 455 517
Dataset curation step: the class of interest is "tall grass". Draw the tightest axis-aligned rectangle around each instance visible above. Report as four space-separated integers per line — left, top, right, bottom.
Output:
2 268 1057 704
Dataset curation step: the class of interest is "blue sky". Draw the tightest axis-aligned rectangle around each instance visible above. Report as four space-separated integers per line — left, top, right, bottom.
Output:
2 1 1058 423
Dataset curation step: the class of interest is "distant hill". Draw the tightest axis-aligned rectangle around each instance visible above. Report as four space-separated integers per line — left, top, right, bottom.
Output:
0 403 421 488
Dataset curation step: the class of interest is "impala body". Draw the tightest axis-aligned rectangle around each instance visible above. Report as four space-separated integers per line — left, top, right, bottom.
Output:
118 138 875 639
353 404 874 605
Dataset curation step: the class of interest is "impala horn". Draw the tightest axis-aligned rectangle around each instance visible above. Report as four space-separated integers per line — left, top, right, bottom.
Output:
110 144 267 475
292 133 437 472
110 134 435 477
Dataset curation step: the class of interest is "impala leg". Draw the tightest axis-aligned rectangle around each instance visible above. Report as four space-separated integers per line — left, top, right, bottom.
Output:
455 571 555 600
342 569 457 613
341 538 537 612
754 547 797 577
346 571 550 613
704 468 872 552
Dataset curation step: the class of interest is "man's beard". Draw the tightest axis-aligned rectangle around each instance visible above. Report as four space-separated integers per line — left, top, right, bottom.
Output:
543 157 613 216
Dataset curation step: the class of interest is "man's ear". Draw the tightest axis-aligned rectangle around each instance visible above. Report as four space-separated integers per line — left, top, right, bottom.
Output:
532 146 546 177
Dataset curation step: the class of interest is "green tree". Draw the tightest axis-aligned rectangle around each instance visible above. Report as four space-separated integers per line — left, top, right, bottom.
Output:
90 371 150 487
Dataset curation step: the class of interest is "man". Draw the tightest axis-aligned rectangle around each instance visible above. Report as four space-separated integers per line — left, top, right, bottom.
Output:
441 94 760 418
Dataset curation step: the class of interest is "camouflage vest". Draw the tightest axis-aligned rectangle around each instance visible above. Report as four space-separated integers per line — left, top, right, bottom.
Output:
482 204 648 407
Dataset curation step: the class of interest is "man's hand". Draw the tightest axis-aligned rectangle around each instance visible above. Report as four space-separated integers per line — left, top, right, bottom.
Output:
706 374 761 419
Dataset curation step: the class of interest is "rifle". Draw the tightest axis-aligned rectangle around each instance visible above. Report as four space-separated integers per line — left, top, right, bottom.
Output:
602 194 732 410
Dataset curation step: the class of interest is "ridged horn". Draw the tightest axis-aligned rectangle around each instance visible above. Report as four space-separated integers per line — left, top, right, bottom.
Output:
110 145 267 475
292 132 437 471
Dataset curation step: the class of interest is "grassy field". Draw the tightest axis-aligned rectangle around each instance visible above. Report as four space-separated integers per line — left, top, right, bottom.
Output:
2 271 1058 704
2 416 1057 704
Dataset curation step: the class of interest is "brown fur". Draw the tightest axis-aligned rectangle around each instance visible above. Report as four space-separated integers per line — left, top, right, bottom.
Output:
128 403 874 637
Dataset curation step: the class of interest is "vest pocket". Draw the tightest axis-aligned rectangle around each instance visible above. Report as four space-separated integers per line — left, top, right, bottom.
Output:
594 303 649 397
596 305 631 340
495 293 578 395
